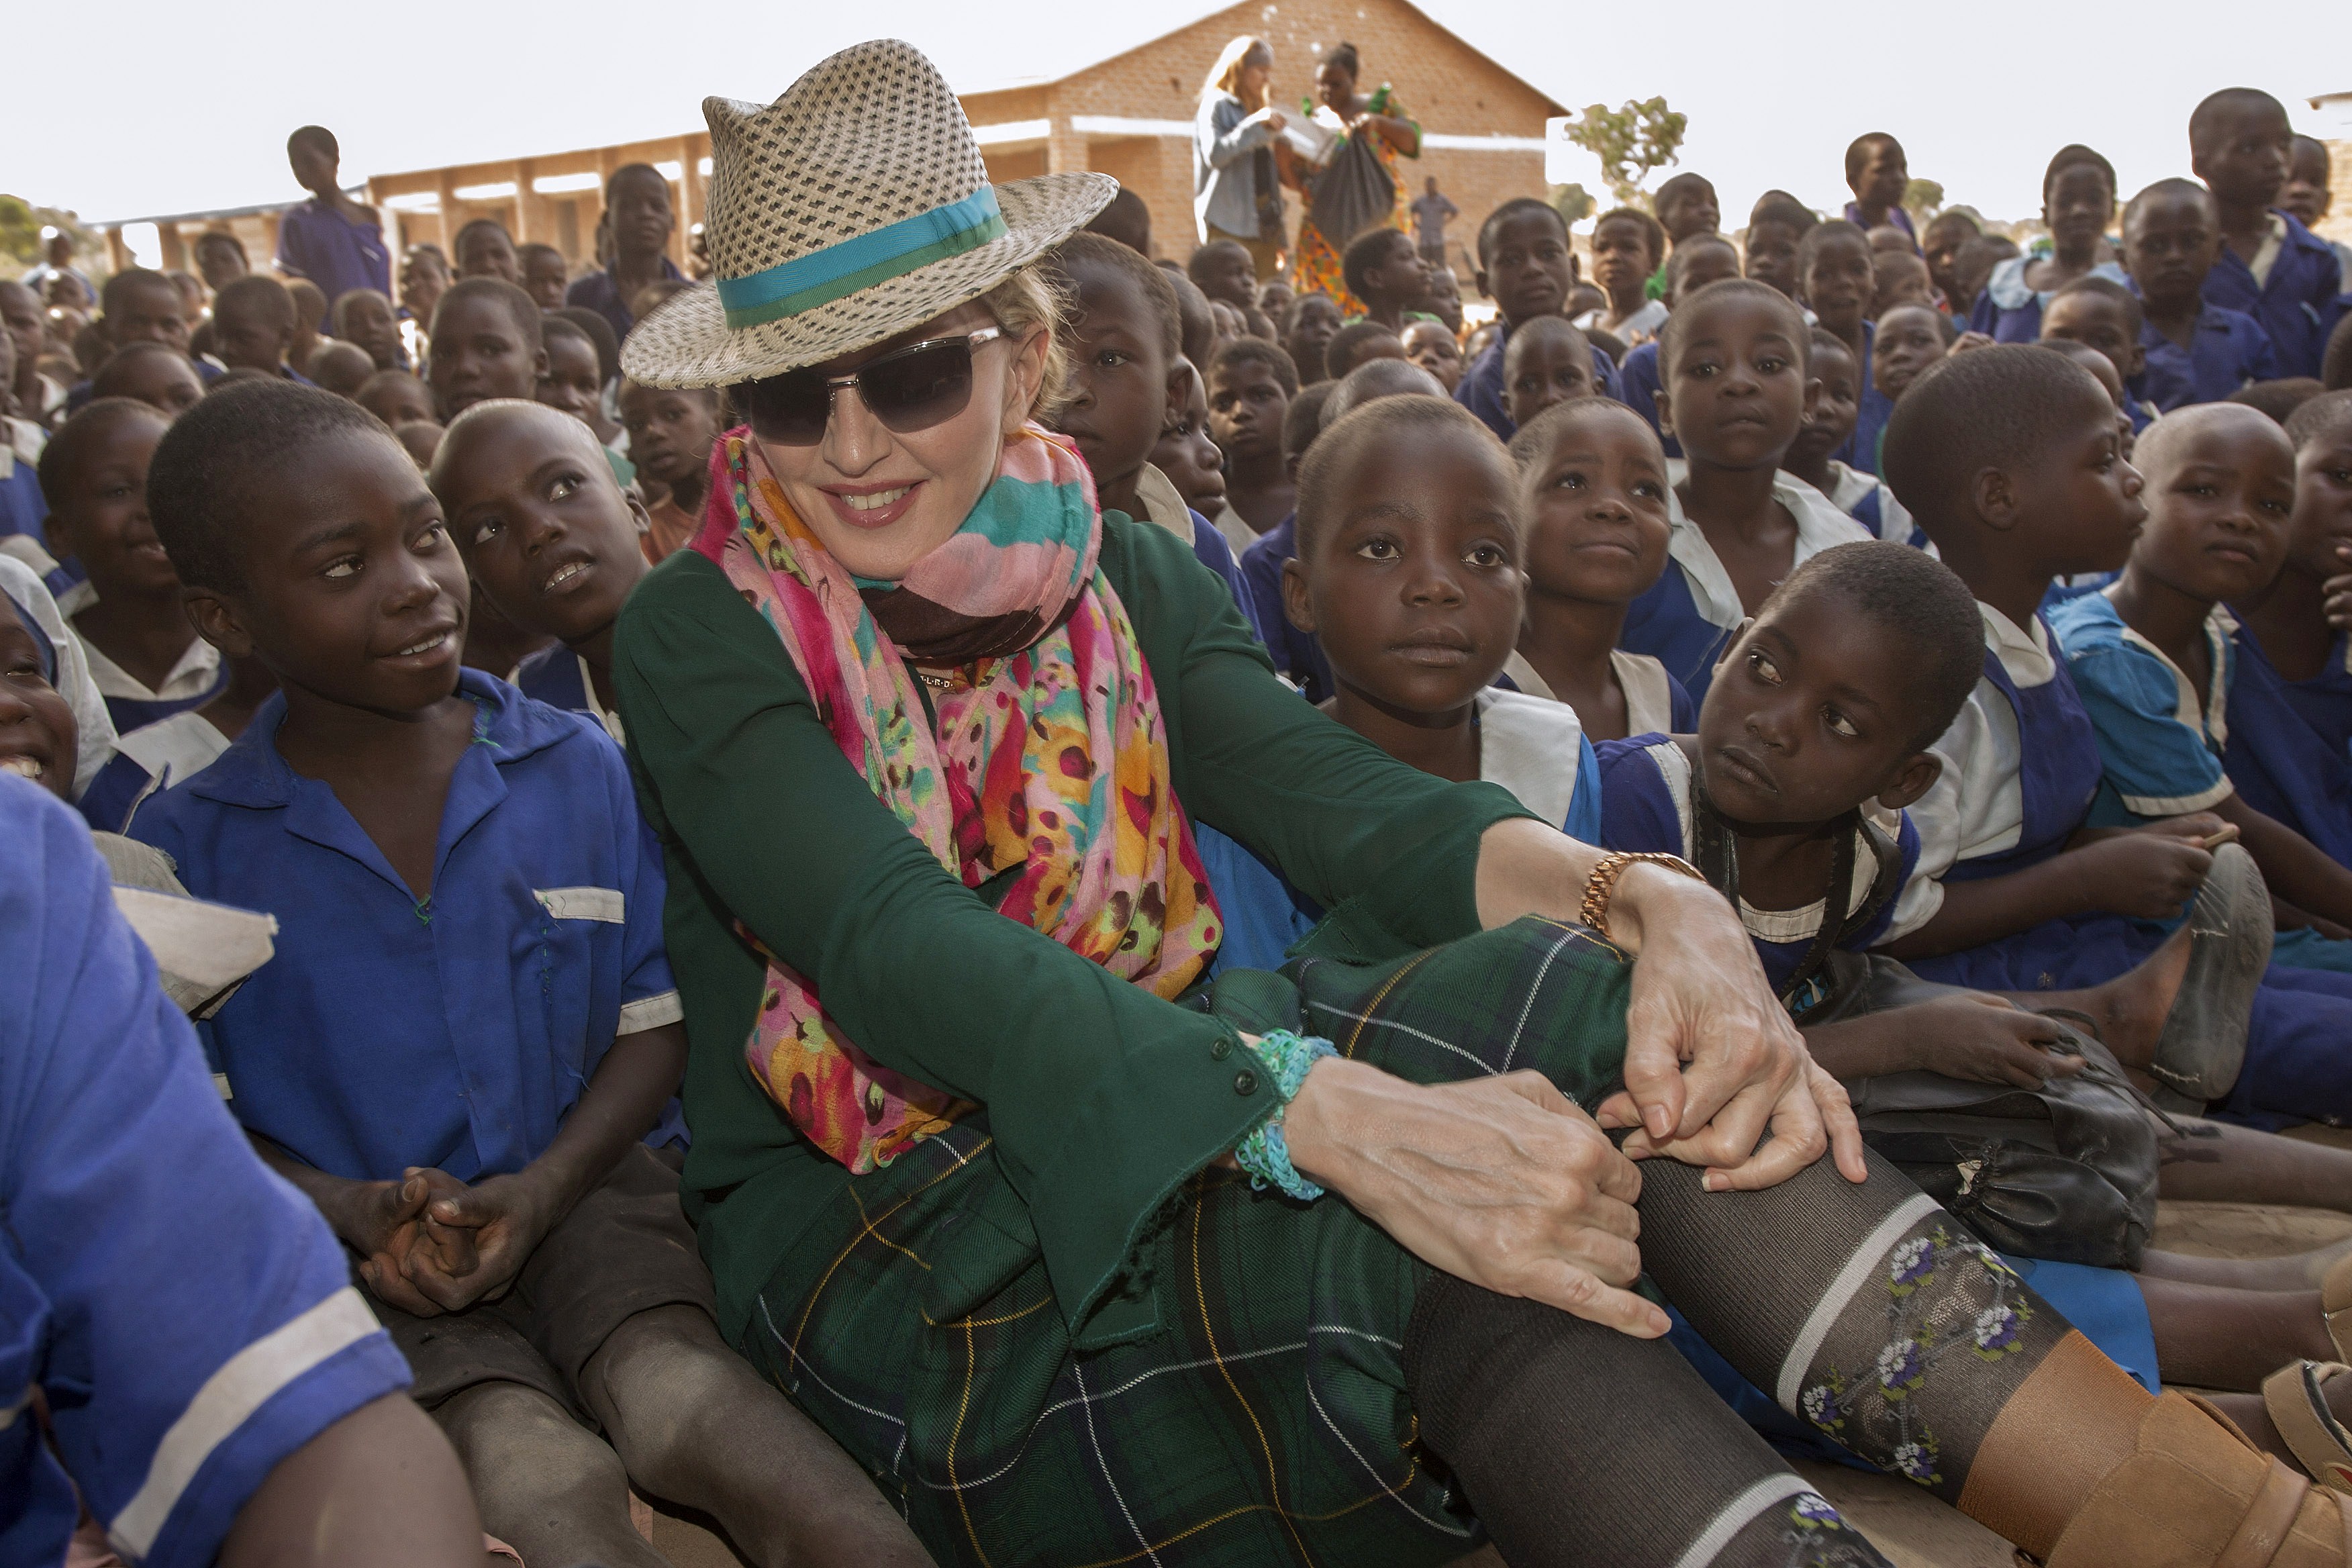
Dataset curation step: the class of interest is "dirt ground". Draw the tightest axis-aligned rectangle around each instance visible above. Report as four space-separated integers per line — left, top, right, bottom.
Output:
645 1129 2352 1568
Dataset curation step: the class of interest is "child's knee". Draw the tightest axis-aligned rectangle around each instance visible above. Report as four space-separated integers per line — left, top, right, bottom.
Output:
436 1381 627 1506
582 1304 749 1459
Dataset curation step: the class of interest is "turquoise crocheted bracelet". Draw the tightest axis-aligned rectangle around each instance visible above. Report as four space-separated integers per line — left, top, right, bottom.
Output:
1232 1030 1338 1201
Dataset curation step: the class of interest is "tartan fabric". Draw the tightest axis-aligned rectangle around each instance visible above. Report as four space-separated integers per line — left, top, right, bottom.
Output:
734 916 1634 1566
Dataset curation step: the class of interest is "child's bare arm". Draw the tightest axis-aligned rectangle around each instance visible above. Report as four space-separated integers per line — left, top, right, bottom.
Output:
402 1020 688 1313
219 1393 484 1568
1804 995 2086 1088
1882 833 2212 957
2216 793 2352 931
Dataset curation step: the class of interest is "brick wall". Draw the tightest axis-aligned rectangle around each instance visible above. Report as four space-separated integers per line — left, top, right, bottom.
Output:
963 0 1556 281
2323 139 2352 246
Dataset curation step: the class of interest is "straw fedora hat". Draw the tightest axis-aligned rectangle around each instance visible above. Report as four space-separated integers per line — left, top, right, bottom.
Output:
622 39 1115 389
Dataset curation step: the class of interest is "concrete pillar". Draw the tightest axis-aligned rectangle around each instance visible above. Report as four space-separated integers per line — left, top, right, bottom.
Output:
516 158 542 244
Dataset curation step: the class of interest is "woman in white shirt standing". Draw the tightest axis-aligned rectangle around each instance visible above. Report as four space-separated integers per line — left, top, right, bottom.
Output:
1192 36 1288 281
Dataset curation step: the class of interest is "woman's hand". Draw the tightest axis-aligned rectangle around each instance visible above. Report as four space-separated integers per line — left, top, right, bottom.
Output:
1591 867 1868 1189
1283 1057 1667 1336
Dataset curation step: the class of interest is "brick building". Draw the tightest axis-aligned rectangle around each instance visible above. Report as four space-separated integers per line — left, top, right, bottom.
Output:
955 0 1562 272
105 0 1556 288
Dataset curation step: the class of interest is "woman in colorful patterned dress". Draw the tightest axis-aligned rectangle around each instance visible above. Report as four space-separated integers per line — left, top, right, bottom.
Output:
1284 41 1421 317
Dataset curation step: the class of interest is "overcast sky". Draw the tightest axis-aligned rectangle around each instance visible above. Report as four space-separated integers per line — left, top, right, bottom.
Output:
9 0 2346 240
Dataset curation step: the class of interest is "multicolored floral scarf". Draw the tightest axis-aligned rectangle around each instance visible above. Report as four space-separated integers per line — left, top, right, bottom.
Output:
695 427 1224 1173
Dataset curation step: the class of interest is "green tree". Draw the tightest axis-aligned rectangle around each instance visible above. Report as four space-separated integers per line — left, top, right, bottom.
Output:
1549 183 1595 228
0 196 40 266
0 201 98 269
1905 178 1946 224
1561 97 1688 208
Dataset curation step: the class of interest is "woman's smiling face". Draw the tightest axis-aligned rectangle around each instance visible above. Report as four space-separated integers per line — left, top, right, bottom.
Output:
754 305 1048 582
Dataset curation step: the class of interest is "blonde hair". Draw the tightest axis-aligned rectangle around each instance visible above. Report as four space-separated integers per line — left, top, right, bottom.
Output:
1202 36 1272 109
977 264 1073 424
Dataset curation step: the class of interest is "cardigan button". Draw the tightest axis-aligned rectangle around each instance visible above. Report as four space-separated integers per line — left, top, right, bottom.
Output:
1234 1069 1259 1095
1210 1037 1232 1061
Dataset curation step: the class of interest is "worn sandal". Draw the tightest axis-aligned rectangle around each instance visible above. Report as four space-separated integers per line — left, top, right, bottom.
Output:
2265 1360 2352 1495
2147 843 2271 1112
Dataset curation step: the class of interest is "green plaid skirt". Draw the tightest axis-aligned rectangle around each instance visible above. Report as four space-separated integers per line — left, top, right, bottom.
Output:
734 917 1634 1567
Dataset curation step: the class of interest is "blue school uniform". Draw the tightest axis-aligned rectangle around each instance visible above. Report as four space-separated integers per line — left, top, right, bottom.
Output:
1591 739 2161 1411
1618 462 1873 701
1831 320 1896 477
516 640 592 711
1967 256 2131 344
1821 458 1922 548
2133 300 2280 412
1902 611 2352 1126
1 776 413 1568
2057 597 2352 977
2226 624 2352 867
2202 211 2343 380
1453 317 1625 441
1238 513 1334 702
2047 591 2237 828
1598 734 1919 988
1187 506 1257 628
0 422 46 550
130 671 684 1183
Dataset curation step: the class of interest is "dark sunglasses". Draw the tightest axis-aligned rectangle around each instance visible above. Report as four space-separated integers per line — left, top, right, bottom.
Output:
740 327 1005 446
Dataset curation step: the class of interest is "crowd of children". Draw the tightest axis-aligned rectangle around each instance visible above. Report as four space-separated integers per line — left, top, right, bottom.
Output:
7 75 2352 1568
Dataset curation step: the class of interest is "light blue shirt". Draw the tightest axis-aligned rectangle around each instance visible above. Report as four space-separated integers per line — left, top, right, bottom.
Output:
2048 588 2237 826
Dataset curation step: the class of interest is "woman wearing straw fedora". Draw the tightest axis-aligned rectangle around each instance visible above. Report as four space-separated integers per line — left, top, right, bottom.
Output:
614 39 2352 1568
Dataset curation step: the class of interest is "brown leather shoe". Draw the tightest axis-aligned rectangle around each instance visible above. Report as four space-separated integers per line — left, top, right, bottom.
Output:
2043 1391 2352 1567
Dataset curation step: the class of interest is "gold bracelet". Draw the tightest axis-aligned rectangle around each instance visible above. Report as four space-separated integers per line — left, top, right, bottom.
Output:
1578 851 1706 939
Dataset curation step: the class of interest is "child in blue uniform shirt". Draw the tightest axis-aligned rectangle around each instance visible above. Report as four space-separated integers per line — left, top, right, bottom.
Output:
0 773 484 1568
2228 392 2352 865
1504 397 1693 740
2191 89 2346 381
126 381 935 1568
1967 146 2129 345
1240 383 1338 699
1213 393 1605 972
1283 393 1600 850
2124 180 2280 411
1044 234 1258 619
1781 330 1921 546
1453 199 1622 440
430 398 651 745
1796 222 1894 475
2039 277 2163 432
1616 234 1743 460
1618 279 1871 701
2052 405 2352 974
1879 349 2352 1133
38 399 226 733
1598 541 2352 1443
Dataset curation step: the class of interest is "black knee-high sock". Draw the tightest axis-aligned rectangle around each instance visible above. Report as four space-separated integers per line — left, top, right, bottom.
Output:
1634 1149 2074 1505
1404 1273 1892 1568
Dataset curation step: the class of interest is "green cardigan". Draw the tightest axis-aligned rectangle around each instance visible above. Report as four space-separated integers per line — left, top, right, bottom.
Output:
611 511 1532 1343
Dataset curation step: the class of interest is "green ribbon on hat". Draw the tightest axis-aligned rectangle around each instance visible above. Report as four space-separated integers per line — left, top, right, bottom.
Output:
714 185 1008 330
